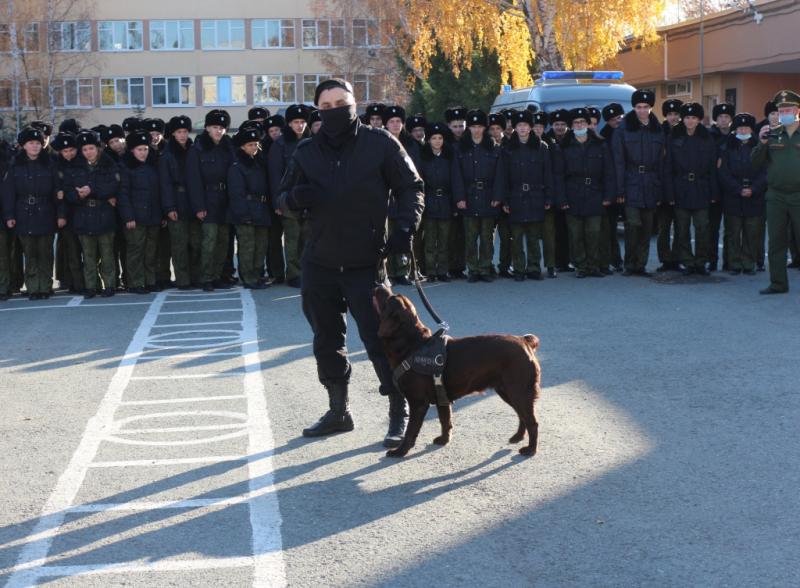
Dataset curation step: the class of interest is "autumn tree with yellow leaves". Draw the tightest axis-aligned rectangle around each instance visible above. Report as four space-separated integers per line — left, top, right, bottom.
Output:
315 0 665 90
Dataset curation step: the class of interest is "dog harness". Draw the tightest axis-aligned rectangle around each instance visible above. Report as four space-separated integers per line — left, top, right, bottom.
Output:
391 328 451 406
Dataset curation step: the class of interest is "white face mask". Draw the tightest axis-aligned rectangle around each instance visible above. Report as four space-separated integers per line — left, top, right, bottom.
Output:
736 133 751 141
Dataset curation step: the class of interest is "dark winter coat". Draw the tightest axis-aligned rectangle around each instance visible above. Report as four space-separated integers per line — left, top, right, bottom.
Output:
227 149 272 226
276 119 424 270
500 134 554 224
388 131 421 221
418 144 462 220
118 152 162 226
612 110 666 209
187 132 235 225
65 152 120 235
454 136 505 218
559 131 615 217
718 134 767 218
159 138 193 219
268 127 309 210
665 123 719 210
1 151 63 236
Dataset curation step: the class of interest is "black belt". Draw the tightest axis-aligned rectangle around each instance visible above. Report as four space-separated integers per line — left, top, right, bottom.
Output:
86 199 98 207
430 188 449 197
568 177 596 185
206 182 226 191
22 195 49 205
519 183 543 192
629 165 654 174
683 173 707 182
473 180 486 190
245 194 268 203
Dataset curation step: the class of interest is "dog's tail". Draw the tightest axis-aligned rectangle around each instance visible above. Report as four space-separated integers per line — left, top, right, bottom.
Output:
522 334 539 351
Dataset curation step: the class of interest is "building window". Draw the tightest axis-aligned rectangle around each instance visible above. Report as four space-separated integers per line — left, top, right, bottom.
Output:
150 20 194 51
0 80 11 108
254 74 295 104
665 80 691 98
24 23 39 52
352 19 379 47
49 21 91 52
303 74 331 103
100 77 145 107
0 25 9 53
99 21 143 51
353 73 383 102
153 76 193 106
202 75 246 105
201 20 245 50
53 78 94 108
302 19 344 48
20 80 42 109
252 19 294 49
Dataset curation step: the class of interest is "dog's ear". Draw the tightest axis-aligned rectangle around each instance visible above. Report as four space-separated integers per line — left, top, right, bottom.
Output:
377 296 403 338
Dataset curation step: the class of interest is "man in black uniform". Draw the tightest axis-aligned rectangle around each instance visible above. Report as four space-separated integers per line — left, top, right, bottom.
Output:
709 102 734 271
276 79 424 448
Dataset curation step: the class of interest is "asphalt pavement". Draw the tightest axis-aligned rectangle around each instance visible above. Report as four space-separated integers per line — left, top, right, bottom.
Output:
1 250 799 587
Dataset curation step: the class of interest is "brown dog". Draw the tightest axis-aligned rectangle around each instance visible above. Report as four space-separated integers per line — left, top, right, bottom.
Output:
373 285 541 458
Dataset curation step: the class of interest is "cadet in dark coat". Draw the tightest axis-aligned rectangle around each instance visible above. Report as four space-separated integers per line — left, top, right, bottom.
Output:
418 122 462 281
119 132 162 293
664 103 719 275
544 109 572 273
228 127 272 289
102 124 128 287
612 90 666 275
717 113 766 274
559 108 615 277
708 102 735 271
454 109 505 282
500 109 555 281
67 131 120 297
159 115 200 289
276 79 424 448
261 114 286 282
1 128 65 299
52 132 85 293
656 99 683 272
269 104 311 288
383 105 421 285
445 106 468 279
187 109 235 291
599 103 625 272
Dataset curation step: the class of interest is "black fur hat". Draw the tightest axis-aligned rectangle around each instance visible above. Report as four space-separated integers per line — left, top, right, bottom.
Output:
125 130 150 150
204 109 231 129
383 105 406 125
680 102 704 120
167 115 192 134
248 106 270 120
712 102 734 121
466 109 488 127
631 89 655 107
602 103 624 122
18 127 45 146
233 127 262 147
285 104 308 123
75 130 101 148
662 99 683 117
101 124 125 144
732 113 756 130
52 132 77 151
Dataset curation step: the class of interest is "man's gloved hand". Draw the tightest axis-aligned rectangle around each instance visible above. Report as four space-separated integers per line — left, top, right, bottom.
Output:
384 225 413 256
287 184 320 210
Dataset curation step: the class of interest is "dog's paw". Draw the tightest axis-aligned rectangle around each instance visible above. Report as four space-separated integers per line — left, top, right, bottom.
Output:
508 433 525 444
385 448 408 458
433 434 451 446
518 446 537 457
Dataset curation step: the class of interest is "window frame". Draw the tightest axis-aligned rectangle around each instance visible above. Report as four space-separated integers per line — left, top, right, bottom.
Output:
251 19 295 49
253 74 296 105
201 75 247 106
200 20 245 51
53 77 94 109
301 19 344 48
152 75 194 107
352 18 380 48
149 19 194 51
665 80 692 98
49 21 91 52
100 76 145 108
98 20 144 52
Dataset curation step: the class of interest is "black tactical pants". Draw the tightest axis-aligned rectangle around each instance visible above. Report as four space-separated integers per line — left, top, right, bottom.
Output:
301 260 395 395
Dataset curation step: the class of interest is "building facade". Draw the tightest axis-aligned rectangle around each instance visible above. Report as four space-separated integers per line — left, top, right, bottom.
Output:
0 0 398 131
608 0 800 121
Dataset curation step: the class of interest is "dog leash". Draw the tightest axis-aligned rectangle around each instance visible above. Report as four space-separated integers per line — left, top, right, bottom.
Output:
407 250 449 332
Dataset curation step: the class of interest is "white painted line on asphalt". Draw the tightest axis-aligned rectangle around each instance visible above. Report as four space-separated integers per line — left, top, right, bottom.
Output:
31 557 257 577
88 455 247 468
148 335 243 343
240 289 287 587
120 423 246 434
167 290 243 297
67 498 250 512
4 291 170 588
136 352 241 359
0 300 154 312
120 395 246 406
66 296 82 307
272 294 302 301
129 373 242 381
160 309 243 315
151 320 243 328
163 297 240 304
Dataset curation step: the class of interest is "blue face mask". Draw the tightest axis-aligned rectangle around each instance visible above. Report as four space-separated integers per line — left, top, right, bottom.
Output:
736 133 751 141
574 128 588 137
779 113 797 126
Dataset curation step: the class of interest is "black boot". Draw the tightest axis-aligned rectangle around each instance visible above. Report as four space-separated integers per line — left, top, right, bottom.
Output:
302 383 354 437
383 391 409 448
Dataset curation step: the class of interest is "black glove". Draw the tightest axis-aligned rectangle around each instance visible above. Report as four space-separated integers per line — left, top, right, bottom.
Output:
384 225 413 256
287 184 319 210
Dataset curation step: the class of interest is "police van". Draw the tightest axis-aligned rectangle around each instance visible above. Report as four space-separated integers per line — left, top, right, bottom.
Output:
490 71 637 127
